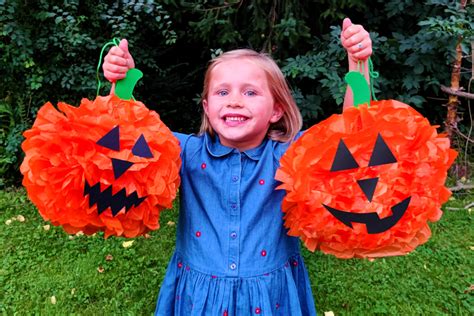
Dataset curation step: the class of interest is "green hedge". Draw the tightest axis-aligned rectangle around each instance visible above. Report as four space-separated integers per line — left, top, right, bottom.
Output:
1 0 473 185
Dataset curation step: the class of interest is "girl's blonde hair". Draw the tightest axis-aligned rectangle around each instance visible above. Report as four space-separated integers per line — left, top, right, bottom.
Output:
199 49 302 142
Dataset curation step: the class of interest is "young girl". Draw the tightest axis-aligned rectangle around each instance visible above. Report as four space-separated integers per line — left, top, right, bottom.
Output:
103 18 372 316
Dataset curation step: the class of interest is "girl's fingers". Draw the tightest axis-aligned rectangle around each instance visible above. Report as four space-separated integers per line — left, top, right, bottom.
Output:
340 19 372 61
347 38 372 54
102 38 135 82
351 47 373 61
108 46 127 58
104 71 127 82
343 30 370 48
103 54 130 82
342 18 352 33
341 24 363 40
103 63 129 74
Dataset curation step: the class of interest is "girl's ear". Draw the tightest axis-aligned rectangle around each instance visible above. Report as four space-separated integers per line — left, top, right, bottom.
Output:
202 99 209 115
270 104 284 123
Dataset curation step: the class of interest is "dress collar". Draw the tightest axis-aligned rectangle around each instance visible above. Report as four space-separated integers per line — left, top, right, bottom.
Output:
204 133 268 161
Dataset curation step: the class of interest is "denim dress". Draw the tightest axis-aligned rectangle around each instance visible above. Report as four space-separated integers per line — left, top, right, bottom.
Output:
155 132 317 316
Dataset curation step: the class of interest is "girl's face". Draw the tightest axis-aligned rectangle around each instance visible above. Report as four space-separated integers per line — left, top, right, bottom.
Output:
203 59 283 151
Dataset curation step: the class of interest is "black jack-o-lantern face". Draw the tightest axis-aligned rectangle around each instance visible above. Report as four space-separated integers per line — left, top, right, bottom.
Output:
83 125 154 217
322 133 411 234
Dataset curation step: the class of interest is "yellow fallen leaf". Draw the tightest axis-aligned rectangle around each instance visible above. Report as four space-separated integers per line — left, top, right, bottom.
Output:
97 266 105 273
68 235 75 240
324 311 335 316
43 224 51 231
122 240 135 248
144 233 151 239
464 285 474 293
75 231 84 237
469 246 474 250
460 176 466 183
167 221 176 226
16 215 25 222
50 296 57 304
5 219 12 225
71 288 76 295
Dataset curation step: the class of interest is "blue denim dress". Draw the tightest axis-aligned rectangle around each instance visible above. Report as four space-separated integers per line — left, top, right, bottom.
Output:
155 132 317 316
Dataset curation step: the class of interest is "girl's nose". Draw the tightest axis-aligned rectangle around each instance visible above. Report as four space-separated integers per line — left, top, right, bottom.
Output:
227 99 242 107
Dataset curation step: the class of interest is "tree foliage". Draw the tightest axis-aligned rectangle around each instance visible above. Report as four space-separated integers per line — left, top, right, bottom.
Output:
1 0 473 185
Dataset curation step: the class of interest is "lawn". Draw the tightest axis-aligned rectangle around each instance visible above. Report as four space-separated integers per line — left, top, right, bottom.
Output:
1 187 473 315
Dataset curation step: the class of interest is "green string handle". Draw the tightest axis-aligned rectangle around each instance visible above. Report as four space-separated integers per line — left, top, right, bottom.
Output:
368 57 379 102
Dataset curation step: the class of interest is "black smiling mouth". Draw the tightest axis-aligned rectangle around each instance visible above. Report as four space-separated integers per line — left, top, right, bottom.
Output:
322 196 411 234
84 180 146 216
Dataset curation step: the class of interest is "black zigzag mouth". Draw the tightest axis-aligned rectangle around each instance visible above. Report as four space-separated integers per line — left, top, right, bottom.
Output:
322 196 411 234
84 180 146 216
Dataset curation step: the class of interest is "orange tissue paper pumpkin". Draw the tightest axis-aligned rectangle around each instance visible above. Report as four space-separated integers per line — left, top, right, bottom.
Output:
20 68 181 238
276 70 457 259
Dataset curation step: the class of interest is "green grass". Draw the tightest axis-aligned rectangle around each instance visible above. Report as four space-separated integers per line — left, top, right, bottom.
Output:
1 187 473 315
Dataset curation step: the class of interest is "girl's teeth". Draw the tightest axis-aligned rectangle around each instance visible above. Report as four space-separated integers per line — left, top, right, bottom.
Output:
226 116 246 122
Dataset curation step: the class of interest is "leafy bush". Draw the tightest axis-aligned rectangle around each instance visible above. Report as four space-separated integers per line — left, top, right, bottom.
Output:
1 0 473 185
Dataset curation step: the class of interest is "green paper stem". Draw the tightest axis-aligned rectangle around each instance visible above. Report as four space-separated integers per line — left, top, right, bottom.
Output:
345 71 371 108
114 68 143 100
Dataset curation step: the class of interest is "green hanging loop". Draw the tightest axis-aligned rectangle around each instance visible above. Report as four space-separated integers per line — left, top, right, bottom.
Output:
368 57 379 101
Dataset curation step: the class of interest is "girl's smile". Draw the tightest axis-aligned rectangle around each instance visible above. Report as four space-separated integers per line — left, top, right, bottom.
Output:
203 59 283 151
222 113 249 126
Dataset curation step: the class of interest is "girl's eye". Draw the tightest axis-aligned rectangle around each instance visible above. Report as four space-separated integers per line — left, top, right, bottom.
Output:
217 90 228 96
244 90 257 96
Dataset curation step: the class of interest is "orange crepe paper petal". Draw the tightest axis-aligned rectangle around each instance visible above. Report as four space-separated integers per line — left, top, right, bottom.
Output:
21 95 181 238
276 100 457 259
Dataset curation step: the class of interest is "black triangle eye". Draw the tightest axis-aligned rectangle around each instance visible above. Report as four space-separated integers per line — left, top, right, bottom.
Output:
330 139 359 172
97 126 120 151
368 133 397 167
132 134 154 158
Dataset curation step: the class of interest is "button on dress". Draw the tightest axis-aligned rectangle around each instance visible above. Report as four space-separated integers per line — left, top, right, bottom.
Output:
155 132 317 316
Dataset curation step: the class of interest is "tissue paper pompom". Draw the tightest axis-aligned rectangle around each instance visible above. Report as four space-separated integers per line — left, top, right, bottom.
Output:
20 95 181 238
276 100 457 258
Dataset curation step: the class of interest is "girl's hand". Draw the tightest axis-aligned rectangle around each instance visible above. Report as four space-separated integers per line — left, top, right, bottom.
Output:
340 18 372 62
103 39 135 82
